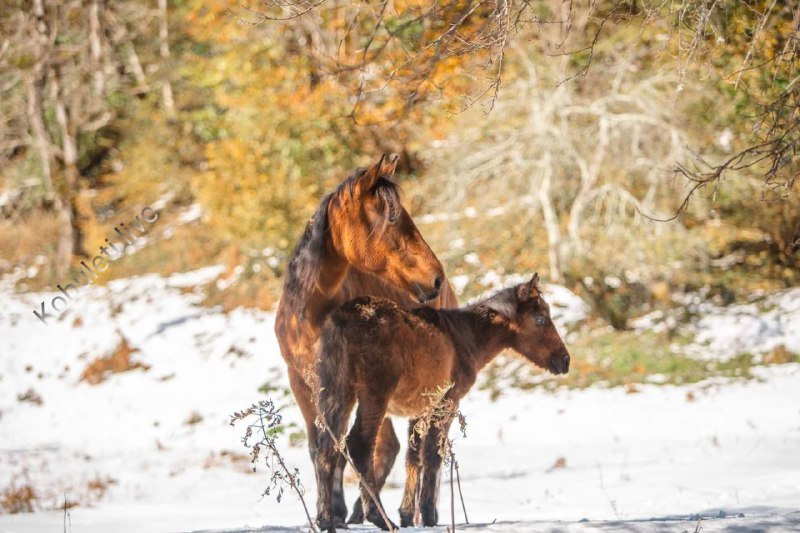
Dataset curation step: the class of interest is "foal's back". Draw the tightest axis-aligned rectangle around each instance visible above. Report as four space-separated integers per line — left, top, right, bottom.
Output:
324 296 456 416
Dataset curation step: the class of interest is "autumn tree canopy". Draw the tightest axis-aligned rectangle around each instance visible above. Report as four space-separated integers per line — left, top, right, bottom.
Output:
0 0 796 287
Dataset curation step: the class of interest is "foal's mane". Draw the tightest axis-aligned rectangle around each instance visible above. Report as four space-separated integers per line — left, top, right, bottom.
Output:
468 287 518 319
281 169 402 319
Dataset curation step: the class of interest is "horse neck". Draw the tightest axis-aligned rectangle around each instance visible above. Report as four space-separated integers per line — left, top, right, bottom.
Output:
441 309 513 373
304 231 350 326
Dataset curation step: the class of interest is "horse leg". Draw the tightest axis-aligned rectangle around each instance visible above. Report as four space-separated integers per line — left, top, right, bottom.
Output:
418 418 454 527
314 412 341 533
331 454 348 527
399 417 423 527
287 369 319 461
287 369 348 525
348 417 401 524
347 404 398 531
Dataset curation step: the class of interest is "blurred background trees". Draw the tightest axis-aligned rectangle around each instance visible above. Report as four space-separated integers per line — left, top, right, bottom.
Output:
1 0 172 276
0 0 797 319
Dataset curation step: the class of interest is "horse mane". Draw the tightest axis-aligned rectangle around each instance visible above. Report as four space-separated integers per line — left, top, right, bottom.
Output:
281 169 403 319
469 286 518 320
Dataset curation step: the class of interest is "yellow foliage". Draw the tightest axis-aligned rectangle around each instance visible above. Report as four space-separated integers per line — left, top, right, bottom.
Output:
178 0 479 251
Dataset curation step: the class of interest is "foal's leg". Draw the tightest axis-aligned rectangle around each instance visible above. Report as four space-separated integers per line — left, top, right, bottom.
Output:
314 372 356 532
291 367 349 526
314 417 341 532
331 454 348 526
399 417 423 527
418 419 454 527
347 404 398 531
348 417 401 524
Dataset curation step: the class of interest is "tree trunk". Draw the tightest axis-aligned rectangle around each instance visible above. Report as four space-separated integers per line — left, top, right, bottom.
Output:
537 153 563 281
24 75 54 202
158 0 176 118
89 0 105 95
52 67 86 274
567 118 609 254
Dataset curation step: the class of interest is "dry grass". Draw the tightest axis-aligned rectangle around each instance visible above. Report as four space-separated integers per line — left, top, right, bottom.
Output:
199 247 280 312
0 212 60 265
103 221 228 282
80 336 149 385
203 450 253 474
0 482 38 514
184 411 204 425
16 388 43 406
84 475 117 502
765 345 794 365
0 473 117 514
0 211 61 290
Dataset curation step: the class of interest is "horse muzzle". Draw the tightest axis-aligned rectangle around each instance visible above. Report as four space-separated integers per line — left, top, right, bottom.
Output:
548 351 571 375
414 275 443 303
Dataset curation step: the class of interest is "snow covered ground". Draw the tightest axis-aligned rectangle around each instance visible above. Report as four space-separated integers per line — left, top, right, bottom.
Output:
1 268 799 532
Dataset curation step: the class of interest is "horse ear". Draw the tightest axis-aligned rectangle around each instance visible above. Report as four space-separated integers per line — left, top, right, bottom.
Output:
380 153 400 178
486 301 517 322
528 272 541 297
485 294 516 322
517 273 540 301
358 153 400 193
358 154 388 192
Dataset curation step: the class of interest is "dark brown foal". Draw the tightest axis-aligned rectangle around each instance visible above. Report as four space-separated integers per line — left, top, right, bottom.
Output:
313 274 570 531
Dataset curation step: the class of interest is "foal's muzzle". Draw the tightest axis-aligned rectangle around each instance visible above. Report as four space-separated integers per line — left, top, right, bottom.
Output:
548 351 570 375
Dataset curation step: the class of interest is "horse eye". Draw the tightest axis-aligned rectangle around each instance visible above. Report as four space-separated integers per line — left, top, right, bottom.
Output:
535 315 548 325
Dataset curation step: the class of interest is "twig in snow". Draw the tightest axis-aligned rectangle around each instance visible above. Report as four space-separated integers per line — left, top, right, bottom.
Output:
231 400 318 533
597 464 620 519
455 457 469 524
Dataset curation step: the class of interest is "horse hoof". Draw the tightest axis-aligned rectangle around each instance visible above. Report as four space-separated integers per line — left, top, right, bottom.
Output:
398 509 414 528
366 510 397 531
420 506 438 527
316 517 339 532
378 519 398 531
347 501 364 524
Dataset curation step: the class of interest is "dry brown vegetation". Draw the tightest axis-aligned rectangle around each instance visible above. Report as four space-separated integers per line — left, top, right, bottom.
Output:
0 473 117 515
198 246 280 312
84 475 117 502
203 450 254 474
1 0 796 299
0 211 60 287
16 388 43 406
0 482 38 514
184 411 204 425
80 336 149 385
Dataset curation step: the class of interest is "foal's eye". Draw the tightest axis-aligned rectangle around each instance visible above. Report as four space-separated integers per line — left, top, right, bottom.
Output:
534 315 548 326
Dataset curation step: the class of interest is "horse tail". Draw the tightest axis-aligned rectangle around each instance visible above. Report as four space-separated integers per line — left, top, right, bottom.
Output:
314 319 352 442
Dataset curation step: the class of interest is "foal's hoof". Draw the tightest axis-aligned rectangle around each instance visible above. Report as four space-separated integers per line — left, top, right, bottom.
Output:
420 505 438 527
398 508 414 528
317 517 343 533
347 500 365 524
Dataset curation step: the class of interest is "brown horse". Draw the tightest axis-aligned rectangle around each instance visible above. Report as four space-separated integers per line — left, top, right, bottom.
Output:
313 273 570 532
274 155 458 525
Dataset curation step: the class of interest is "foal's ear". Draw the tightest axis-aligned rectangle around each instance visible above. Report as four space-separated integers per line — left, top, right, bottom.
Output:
485 293 516 323
516 272 541 301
